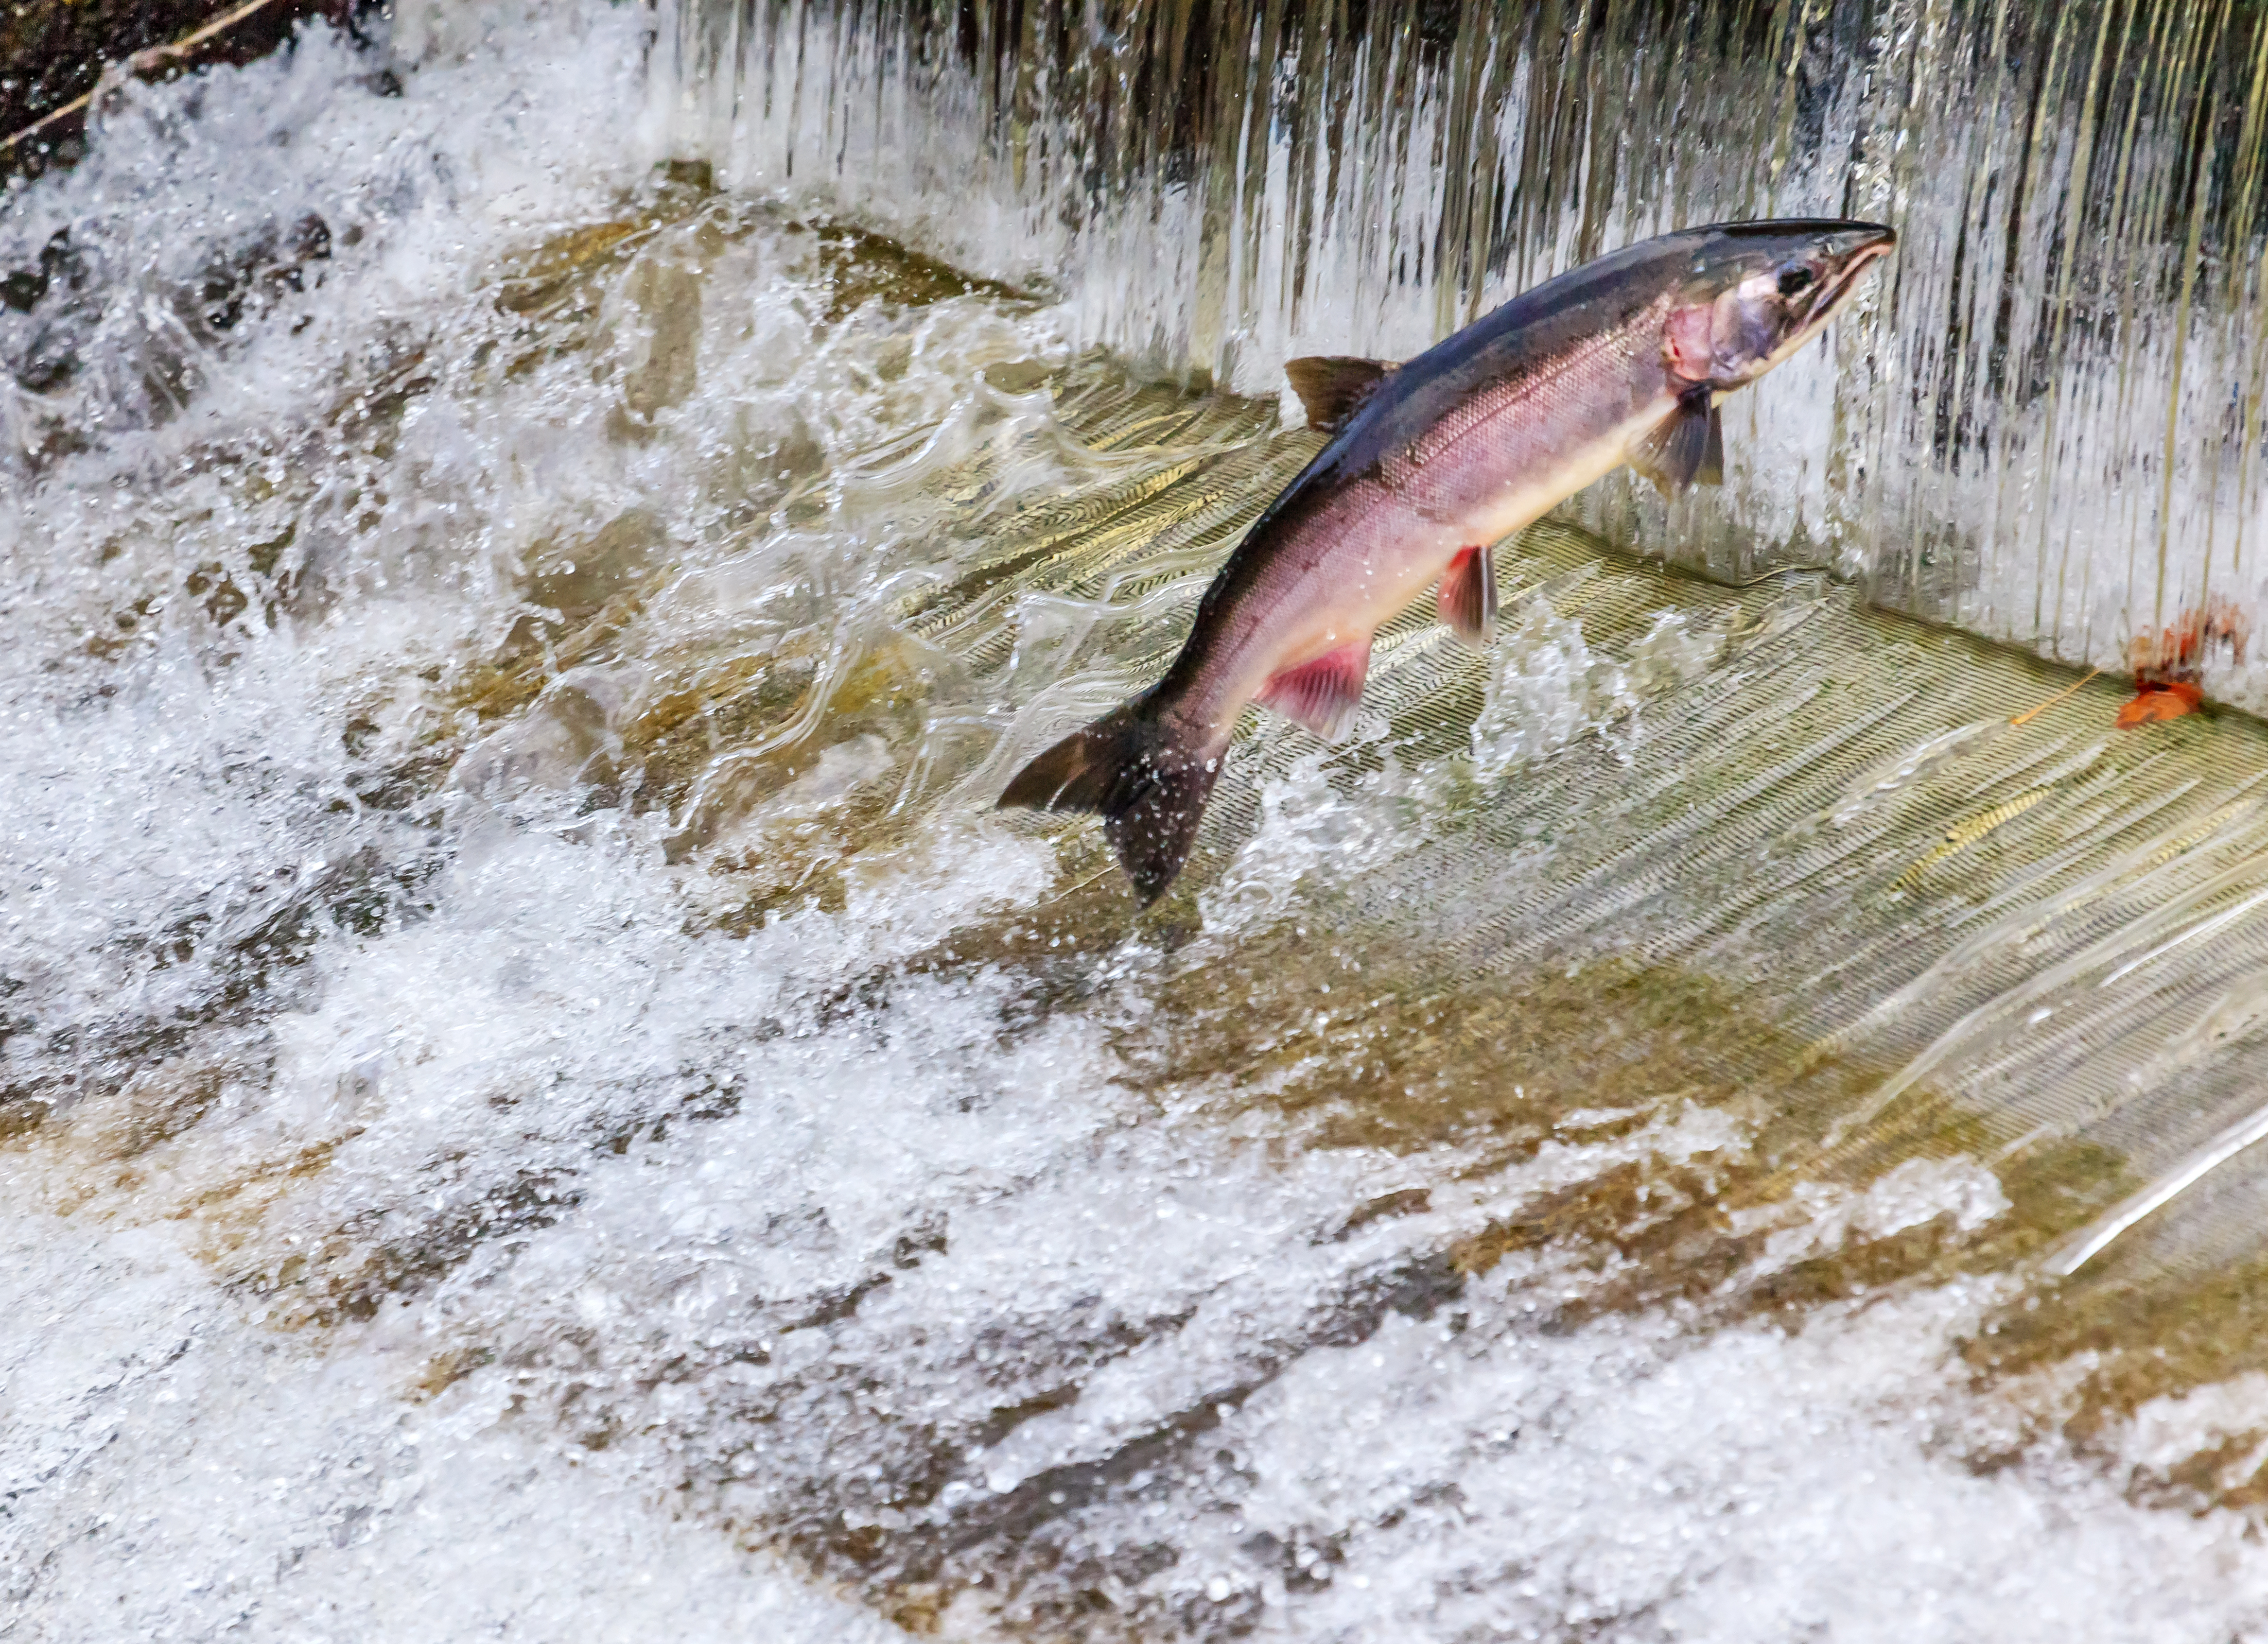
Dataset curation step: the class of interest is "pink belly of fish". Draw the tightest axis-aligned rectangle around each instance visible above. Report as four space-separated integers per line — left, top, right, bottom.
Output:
1217 400 1674 733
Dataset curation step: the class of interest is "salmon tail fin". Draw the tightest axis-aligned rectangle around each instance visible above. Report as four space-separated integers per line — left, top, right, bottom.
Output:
996 691 1223 906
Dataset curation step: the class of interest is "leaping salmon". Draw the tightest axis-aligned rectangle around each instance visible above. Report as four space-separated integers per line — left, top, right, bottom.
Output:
998 218 1896 903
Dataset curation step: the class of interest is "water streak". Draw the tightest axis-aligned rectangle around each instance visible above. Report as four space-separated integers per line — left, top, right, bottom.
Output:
13 5 2268 1638
655 0 2268 703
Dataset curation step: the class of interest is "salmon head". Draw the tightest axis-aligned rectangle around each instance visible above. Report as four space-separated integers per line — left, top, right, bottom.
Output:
1661 221 1896 394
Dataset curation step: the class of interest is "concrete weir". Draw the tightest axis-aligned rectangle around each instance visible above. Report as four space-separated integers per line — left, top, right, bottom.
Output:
930 366 2268 1443
13 8 2268 1632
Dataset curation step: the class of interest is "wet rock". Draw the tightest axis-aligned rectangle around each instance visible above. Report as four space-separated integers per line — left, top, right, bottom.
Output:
618 252 702 418
0 227 73 312
526 508 667 624
3 211 330 418
451 677 624 801
187 211 332 336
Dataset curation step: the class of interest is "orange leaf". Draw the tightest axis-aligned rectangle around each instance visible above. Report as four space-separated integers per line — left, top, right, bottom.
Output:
2116 684 2202 728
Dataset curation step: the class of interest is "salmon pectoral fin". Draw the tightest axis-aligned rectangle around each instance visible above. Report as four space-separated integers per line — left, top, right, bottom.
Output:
1630 390 1724 497
996 690 1222 906
1284 356 1397 434
1255 639 1373 740
1437 545 1499 649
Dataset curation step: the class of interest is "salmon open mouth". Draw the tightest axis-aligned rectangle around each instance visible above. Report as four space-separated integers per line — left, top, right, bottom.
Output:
1801 231 1897 339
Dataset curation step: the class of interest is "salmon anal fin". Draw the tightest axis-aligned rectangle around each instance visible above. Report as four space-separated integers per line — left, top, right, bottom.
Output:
1256 639 1373 739
1437 545 1498 648
1284 356 1397 435
1630 389 1724 497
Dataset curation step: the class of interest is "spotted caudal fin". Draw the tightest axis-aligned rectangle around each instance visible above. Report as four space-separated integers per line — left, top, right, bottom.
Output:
1284 356 1396 435
1630 389 1724 497
1436 546 1498 648
996 690 1222 906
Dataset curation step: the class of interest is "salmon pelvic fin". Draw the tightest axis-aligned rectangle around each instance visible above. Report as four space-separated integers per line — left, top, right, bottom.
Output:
995 689 1223 907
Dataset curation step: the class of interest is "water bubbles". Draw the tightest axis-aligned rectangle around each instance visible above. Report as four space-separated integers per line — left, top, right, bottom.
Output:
9 4 2268 1640
1469 598 1636 784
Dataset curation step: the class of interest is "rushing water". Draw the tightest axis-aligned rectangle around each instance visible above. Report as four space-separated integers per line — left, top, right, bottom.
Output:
660 0 2268 706
14 4 2268 1640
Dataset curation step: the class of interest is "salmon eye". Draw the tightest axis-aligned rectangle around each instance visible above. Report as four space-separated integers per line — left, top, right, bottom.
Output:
1776 264 1816 298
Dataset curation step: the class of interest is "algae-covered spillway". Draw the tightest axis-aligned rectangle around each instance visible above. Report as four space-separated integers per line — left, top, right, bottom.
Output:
12 2 2268 1638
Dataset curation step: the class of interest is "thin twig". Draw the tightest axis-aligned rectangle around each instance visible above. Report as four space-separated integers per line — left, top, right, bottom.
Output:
2010 667 2101 726
1034 863 1119 908
2 0 318 163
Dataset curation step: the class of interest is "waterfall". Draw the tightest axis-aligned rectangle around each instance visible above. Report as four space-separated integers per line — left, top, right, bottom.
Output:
654 0 2268 702
20 3 2268 1633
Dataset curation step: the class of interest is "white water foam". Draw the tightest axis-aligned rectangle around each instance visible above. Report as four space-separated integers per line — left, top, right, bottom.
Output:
7 7 2268 1641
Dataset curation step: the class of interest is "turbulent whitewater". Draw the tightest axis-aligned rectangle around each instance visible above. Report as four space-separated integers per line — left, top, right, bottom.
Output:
12 6 2268 1641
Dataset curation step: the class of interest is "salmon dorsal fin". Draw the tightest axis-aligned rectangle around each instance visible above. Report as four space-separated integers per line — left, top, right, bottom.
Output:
1630 390 1725 498
1255 638 1373 740
1437 545 1498 649
1284 356 1396 434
